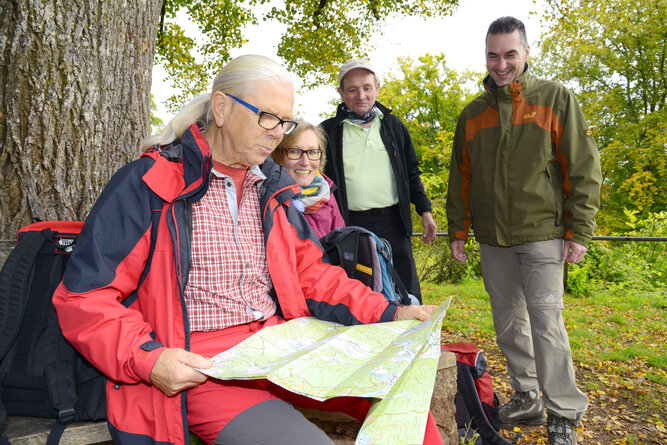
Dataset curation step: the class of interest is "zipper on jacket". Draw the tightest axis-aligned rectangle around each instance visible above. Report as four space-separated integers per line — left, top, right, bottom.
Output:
169 198 193 339
544 166 560 226
183 199 193 287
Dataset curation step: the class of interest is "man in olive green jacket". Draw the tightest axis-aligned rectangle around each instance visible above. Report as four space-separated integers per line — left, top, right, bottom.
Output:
446 17 601 445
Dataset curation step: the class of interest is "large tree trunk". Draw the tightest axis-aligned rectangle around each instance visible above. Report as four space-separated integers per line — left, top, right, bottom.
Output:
0 0 162 238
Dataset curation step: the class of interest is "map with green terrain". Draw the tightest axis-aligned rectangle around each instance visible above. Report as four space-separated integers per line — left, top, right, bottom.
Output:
200 300 450 444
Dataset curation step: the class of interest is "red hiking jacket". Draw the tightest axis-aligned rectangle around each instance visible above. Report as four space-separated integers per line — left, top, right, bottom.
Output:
53 124 399 444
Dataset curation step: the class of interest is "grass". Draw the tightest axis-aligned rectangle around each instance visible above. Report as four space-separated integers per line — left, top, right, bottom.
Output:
423 278 496 339
424 278 667 375
426 277 667 443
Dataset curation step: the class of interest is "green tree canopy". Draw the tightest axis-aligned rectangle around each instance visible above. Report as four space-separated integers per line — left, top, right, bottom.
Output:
156 0 458 110
536 0 667 231
378 53 481 223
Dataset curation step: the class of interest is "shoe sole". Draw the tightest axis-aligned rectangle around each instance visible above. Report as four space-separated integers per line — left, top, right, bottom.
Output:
500 416 546 429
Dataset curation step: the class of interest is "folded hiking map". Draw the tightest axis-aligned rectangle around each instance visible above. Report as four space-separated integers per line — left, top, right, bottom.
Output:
198 299 450 444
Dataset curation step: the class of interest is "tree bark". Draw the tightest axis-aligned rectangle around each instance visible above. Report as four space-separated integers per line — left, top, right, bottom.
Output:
0 0 162 238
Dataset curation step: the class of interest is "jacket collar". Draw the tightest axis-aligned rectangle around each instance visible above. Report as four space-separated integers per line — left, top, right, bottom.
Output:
483 63 532 92
332 101 392 127
141 125 301 211
141 123 212 203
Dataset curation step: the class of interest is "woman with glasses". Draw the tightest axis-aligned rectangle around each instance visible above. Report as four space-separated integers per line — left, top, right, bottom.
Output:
271 120 345 238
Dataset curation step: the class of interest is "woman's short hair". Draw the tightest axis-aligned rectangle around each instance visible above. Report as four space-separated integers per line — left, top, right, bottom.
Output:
271 120 328 171
144 54 293 148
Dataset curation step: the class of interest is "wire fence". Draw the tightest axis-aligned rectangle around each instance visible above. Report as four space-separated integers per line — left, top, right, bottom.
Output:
411 233 667 242
410 233 666 292
2 233 665 295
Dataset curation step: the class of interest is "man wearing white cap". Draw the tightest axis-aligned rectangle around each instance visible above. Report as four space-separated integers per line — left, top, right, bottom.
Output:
321 58 437 302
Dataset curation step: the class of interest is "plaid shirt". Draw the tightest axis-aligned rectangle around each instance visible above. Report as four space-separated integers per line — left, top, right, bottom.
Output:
185 166 276 332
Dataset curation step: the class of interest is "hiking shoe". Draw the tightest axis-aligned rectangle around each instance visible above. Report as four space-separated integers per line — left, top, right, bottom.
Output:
498 389 545 428
547 413 577 445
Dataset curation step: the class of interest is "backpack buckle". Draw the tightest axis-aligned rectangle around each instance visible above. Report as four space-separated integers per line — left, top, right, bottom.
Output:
58 408 75 423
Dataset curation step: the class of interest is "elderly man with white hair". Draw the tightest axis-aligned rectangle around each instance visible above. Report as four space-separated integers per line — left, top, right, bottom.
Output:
53 54 442 445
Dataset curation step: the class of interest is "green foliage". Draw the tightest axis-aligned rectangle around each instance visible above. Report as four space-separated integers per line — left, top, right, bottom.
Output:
155 0 458 111
150 94 164 134
367 55 483 285
459 425 480 445
565 211 667 302
379 54 480 177
416 212 666 305
565 258 596 297
414 236 481 285
536 0 667 231
374 54 481 258
156 0 256 110
597 110 667 232
379 54 481 225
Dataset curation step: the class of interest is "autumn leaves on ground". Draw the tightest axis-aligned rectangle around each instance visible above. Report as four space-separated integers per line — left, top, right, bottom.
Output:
424 281 667 445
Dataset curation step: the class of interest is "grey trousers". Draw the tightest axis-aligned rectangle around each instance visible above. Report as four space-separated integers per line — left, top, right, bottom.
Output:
213 399 333 445
479 240 588 423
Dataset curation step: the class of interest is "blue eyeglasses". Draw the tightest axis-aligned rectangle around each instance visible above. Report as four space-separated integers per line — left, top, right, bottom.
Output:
227 94 298 135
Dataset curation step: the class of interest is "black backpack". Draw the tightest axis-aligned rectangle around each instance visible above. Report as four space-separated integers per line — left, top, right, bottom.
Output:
0 221 107 444
442 342 515 445
319 226 415 305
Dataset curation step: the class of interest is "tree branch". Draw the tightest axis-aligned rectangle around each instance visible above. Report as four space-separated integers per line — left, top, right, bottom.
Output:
369 0 381 20
158 0 166 45
312 0 329 29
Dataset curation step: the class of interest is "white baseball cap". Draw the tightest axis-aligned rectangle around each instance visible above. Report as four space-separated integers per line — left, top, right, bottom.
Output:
338 58 376 85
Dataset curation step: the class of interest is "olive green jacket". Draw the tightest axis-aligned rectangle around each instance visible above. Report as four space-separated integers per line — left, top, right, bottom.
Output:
446 69 602 248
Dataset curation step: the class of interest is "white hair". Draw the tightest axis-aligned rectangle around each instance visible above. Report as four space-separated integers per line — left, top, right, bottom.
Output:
144 54 294 148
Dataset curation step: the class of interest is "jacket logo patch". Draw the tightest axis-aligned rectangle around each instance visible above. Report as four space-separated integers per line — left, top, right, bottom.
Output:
584 129 593 137
523 111 537 120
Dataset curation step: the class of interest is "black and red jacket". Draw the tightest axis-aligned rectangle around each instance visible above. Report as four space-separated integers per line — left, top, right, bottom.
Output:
53 124 399 444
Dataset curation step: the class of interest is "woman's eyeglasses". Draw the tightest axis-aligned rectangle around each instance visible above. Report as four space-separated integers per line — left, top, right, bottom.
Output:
283 148 322 161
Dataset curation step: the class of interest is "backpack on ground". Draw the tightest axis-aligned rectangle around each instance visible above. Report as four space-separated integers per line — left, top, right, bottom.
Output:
319 226 416 305
0 221 107 444
441 342 515 445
